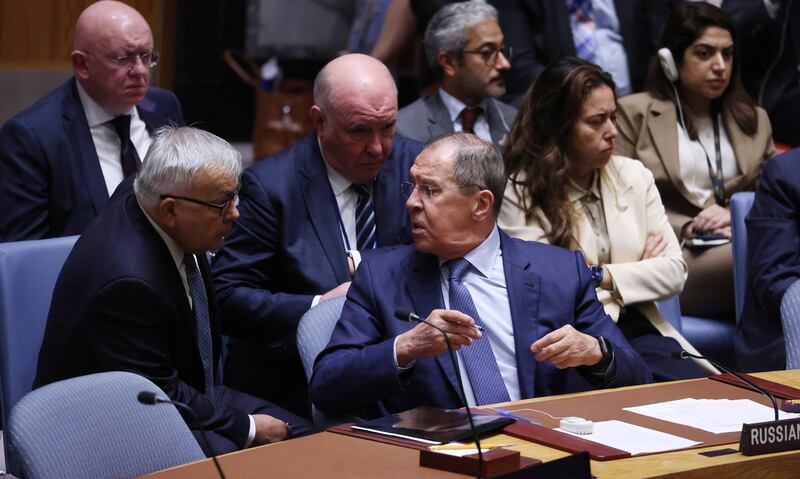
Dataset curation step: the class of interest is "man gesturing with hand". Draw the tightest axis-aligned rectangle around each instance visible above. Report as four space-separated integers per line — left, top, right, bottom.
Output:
310 134 650 417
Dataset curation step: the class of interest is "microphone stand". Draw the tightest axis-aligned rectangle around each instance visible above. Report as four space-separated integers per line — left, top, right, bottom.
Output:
138 391 227 479
395 309 485 479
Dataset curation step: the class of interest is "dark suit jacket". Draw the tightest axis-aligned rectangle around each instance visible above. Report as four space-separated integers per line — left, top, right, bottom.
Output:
310 231 652 416
0 77 183 242
212 133 423 411
34 193 251 447
492 0 672 101
396 90 517 149
735 150 800 372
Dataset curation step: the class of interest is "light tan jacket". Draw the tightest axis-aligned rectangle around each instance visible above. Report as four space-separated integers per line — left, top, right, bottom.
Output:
500 156 716 373
615 92 774 236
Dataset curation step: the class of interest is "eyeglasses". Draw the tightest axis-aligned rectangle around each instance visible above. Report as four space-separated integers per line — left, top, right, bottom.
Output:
401 181 481 200
159 190 239 216
85 51 160 70
461 45 513 66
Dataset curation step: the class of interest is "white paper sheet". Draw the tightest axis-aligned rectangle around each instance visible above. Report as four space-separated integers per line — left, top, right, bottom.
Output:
624 398 800 434
555 420 701 455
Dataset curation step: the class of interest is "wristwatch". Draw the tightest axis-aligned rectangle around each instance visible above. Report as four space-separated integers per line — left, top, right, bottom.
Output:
594 336 613 370
590 264 603 287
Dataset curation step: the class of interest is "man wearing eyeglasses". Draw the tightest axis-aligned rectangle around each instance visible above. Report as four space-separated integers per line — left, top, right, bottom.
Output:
211 53 423 419
310 133 651 417
396 1 516 149
0 0 182 242
35 126 312 456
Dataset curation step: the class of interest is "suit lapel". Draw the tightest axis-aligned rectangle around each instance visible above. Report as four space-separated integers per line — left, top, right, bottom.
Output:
499 233 540 399
64 79 109 214
136 95 166 134
485 99 509 147
404 252 461 395
298 138 351 284
426 91 455 140
373 148 405 246
724 112 757 184
647 100 699 206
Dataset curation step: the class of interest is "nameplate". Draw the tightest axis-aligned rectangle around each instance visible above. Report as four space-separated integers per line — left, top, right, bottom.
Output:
739 418 800 456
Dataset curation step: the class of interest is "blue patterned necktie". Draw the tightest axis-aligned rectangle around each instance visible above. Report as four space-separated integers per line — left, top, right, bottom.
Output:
447 258 511 405
566 0 598 63
352 183 377 250
109 114 141 178
184 253 215 396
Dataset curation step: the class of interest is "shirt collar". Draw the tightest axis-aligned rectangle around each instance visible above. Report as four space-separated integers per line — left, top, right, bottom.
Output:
438 87 488 124
138 198 186 271
76 81 138 128
439 225 501 278
318 137 352 196
567 170 602 203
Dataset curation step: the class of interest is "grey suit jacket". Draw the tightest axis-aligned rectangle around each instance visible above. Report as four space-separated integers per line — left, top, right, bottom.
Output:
397 89 517 149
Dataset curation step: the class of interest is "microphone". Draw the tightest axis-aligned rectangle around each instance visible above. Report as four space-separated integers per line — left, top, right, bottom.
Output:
394 308 485 479
138 391 227 479
671 350 779 421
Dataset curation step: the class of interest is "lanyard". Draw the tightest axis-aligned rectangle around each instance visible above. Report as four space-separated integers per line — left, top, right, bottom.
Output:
700 115 726 206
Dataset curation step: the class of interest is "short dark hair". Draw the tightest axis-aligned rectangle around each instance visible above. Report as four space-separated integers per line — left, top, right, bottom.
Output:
648 2 757 139
428 133 506 218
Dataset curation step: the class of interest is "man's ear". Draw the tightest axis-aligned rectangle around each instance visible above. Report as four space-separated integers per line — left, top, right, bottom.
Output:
310 105 325 133
71 51 90 81
473 190 494 221
439 51 459 78
158 198 178 228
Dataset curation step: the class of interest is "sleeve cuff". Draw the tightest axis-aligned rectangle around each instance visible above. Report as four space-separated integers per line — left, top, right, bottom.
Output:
393 336 415 373
244 414 256 448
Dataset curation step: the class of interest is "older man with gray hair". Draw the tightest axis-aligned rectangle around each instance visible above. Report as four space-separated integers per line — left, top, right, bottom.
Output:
35 126 312 456
397 1 516 149
311 133 650 416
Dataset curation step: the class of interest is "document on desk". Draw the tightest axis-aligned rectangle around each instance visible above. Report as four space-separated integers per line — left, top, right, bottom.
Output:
624 398 800 434
556 420 701 455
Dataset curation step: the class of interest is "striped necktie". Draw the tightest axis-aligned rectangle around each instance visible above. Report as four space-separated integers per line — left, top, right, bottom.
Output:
447 258 511 405
352 183 377 250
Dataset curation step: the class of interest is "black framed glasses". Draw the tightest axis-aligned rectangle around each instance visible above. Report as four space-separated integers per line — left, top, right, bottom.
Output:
159 190 239 216
401 181 481 200
461 45 513 66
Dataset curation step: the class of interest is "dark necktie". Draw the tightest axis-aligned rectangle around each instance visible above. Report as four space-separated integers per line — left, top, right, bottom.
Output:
109 115 142 178
460 107 482 134
184 253 215 396
447 258 511 405
352 183 377 250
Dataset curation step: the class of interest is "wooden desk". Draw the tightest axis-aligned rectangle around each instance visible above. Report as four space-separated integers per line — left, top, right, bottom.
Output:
143 371 800 479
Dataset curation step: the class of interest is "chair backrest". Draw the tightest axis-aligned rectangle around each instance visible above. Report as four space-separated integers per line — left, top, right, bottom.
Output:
296 296 347 383
0 235 79 474
731 192 755 323
8 371 205 478
781 279 800 370
657 296 683 332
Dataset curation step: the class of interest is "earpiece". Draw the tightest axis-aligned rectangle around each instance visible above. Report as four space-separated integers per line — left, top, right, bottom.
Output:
657 48 679 83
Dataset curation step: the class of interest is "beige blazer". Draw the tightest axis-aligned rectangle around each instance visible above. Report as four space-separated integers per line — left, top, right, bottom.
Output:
615 92 774 235
499 156 716 373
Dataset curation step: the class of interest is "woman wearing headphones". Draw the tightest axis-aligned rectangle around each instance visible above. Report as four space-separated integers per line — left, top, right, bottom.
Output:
615 2 774 320
499 57 712 381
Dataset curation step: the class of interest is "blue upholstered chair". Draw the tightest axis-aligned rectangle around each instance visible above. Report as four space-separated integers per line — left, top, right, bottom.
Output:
7 371 204 478
780 279 800 370
658 296 735 367
731 192 755 323
296 296 350 430
0 235 79 475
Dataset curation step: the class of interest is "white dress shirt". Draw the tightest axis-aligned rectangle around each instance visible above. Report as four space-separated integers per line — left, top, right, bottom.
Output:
677 115 737 206
76 82 152 196
438 88 492 143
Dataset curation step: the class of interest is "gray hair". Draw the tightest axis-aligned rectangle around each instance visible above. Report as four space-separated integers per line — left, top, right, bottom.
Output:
424 1 498 79
134 125 242 209
428 133 505 218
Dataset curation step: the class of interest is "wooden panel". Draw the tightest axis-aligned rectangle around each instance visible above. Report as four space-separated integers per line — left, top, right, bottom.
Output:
0 0 173 88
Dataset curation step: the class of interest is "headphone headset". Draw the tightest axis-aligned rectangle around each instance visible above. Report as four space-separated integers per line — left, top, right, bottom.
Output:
657 48 679 83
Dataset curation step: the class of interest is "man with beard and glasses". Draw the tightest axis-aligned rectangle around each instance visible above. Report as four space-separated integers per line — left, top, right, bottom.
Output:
397 1 516 150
